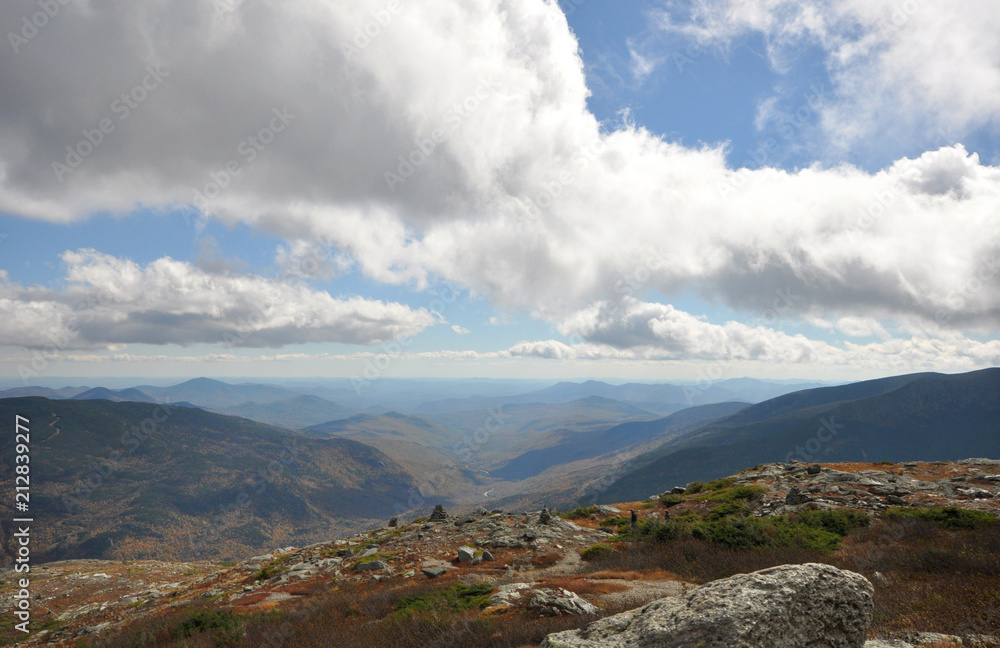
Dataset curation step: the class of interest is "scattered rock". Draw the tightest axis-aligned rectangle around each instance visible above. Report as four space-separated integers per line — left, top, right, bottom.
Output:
355 560 388 572
336 548 354 558
596 505 621 515
421 567 447 579
807 464 822 474
529 588 598 616
786 487 812 505
481 550 495 561
457 546 476 563
541 563 872 648
488 582 534 609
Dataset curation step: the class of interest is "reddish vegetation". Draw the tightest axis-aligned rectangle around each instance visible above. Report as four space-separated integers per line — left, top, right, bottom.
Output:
5 460 1000 647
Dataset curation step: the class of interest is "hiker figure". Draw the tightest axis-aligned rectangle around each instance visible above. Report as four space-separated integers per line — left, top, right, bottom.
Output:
630 509 637 530
663 509 671 520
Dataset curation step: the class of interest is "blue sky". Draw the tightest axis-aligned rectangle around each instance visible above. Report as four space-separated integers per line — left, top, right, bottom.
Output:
1 0 998 383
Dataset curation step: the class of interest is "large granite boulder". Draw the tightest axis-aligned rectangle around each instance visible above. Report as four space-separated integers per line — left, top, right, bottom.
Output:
542 563 873 648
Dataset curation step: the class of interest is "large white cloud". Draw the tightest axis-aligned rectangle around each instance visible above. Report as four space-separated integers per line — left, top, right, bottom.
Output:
0 0 998 364
0 250 437 349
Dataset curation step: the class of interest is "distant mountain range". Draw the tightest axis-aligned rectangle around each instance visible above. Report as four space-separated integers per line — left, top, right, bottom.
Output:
0 376 829 417
3 369 997 563
597 368 1000 503
413 378 827 414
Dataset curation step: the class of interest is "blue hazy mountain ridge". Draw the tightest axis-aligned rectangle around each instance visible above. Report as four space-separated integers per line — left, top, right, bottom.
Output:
134 377 304 409
217 395 358 430
0 385 91 399
491 401 751 481
74 387 160 403
597 368 1000 504
413 378 829 415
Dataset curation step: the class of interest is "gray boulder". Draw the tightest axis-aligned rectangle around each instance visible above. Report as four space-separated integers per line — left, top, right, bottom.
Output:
786 487 812 505
541 563 872 648
529 588 598 616
457 546 476 562
355 560 388 572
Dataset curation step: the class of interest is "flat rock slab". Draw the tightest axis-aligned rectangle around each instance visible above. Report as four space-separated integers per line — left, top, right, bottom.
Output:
542 563 873 648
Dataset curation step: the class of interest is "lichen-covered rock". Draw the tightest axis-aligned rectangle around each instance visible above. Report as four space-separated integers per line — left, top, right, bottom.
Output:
541 563 873 648
354 560 387 572
529 588 598 616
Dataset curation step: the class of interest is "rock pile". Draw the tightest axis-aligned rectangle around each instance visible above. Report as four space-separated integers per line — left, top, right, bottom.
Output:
428 504 449 522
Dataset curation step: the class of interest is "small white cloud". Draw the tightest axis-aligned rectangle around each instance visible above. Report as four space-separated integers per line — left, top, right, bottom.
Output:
835 316 890 339
451 325 470 335
627 39 661 83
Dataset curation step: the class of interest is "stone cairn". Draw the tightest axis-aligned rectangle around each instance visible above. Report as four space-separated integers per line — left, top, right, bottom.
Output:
428 504 449 522
539 506 552 525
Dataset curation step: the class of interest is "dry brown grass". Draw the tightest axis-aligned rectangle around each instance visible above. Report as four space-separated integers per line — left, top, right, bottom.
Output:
530 551 562 568
586 568 682 582
533 576 629 596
